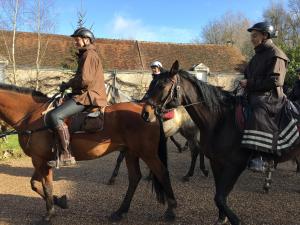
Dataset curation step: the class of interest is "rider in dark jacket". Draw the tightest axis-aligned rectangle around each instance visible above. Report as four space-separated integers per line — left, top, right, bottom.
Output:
142 61 166 101
240 22 289 172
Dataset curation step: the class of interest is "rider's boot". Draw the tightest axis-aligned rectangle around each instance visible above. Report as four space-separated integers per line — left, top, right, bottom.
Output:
47 123 76 167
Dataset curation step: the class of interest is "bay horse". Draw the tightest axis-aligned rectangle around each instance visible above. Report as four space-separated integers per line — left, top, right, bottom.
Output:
105 82 208 184
141 61 300 225
0 83 177 222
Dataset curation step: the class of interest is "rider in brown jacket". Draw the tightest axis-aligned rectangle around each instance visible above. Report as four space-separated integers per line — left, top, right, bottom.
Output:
47 27 107 167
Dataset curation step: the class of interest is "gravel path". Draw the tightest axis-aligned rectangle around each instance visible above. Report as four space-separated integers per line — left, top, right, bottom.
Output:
0 134 299 225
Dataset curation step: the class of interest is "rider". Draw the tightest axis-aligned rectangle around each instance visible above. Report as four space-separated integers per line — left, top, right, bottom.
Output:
239 22 289 172
47 27 107 167
142 60 165 101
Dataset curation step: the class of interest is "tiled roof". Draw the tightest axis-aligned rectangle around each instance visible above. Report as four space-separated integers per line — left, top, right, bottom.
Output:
0 31 246 72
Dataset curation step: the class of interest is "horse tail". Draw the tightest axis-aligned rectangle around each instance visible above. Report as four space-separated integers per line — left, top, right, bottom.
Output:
152 119 168 204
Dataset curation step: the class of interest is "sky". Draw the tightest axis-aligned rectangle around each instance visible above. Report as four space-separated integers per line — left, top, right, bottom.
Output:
51 0 288 43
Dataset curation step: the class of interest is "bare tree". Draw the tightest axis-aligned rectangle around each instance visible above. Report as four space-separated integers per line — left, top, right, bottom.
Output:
25 0 55 90
288 0 300 46
77 0 86 28
0 0 24 84
263 0 300 46
200 11 252 59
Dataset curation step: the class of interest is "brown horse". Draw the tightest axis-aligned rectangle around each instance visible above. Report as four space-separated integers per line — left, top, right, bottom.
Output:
142 61 300 225
0 84 176 222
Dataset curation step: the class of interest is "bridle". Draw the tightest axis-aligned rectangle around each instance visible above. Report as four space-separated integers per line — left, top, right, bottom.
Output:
144 73 206 118
145 74 181 116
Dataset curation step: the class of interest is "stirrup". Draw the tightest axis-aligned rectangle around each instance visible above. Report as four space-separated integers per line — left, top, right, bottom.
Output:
248 156 267 173
59 156 76 167
47 156 76 168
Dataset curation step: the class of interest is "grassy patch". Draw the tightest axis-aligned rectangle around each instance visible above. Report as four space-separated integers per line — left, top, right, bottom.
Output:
0 135 23 159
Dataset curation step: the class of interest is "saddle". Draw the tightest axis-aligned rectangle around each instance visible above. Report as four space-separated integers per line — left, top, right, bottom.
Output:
69 108 105 133
43 95 105 133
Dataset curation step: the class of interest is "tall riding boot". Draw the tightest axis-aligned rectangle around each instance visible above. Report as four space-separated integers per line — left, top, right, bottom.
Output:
47 123 76 167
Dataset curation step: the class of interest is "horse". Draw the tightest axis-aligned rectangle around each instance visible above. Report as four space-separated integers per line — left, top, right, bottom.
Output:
105 82 208 184
141 60 300 225
0 83 177 222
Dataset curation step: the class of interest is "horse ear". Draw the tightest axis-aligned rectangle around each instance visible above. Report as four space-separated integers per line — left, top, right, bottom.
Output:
169 60 179 77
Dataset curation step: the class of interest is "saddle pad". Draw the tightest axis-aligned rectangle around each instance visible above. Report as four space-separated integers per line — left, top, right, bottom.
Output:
162 110 175 120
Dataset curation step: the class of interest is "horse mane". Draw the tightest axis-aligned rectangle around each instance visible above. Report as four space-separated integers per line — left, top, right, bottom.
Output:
0 83 48 98
178 70 233 114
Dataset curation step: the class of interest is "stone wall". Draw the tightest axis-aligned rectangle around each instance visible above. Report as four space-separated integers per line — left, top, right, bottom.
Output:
4 67 243 98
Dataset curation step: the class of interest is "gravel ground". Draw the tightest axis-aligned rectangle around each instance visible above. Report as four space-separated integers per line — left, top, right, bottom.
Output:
0 134 299 225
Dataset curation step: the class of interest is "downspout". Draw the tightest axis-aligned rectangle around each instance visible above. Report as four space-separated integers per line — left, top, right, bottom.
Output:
136 40 144 71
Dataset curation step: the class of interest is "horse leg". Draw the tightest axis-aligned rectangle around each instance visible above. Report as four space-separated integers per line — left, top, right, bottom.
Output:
263 161 274 193
31 158 56 221
296 157 300 173
199 149 209 177
31 170 68 210
263 170 272 193
182 146 198 182
143 158 177 221
107 151 126 185
211 160 245 225
110 154 142 222
170 136 183 153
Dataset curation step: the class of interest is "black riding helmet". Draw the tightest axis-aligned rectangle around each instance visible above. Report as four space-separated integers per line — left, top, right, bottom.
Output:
247 22 278 38
71 27 95 43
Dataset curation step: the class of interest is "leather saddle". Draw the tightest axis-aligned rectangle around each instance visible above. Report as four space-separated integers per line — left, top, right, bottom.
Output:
43 95 105 133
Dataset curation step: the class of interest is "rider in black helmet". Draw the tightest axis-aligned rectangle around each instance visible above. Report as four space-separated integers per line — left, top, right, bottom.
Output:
247 22 278 39
71 27 96 43
240 22 290 172
47 27 107 167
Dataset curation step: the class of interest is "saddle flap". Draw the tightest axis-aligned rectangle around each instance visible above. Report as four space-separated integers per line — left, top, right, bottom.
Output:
69 108 105 133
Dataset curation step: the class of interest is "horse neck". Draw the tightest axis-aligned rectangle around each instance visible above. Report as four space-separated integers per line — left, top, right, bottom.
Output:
0 91 47 129
180 76 223 131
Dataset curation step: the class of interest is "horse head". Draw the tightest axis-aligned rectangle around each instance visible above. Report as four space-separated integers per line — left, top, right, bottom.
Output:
142 60 183 122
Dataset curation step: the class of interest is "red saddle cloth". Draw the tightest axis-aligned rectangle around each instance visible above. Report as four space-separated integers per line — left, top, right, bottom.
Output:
235 104 245 130
162 110 175 120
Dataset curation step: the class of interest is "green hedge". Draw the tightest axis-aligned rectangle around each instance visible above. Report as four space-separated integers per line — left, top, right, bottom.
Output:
0 135 23 159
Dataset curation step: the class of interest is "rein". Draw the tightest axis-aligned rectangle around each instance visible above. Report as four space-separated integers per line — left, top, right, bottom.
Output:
4 92 63 137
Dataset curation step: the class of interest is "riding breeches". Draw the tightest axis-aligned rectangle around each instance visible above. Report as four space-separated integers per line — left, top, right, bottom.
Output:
46 99 86 128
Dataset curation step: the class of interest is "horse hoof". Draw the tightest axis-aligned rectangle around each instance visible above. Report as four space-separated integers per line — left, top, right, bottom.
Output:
214 217 228 225
182 146 189 152
43 209 55 222
181 176 190 182
106 179 115 185
203 170 209 177
54 195 68 209
164 210 175 221
109 212 123 222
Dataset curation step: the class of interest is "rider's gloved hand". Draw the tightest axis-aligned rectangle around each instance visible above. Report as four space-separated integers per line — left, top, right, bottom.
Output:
59 82 69 92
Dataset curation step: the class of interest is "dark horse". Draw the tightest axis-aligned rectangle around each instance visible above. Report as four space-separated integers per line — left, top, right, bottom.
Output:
142 61 300 225
0 83 176 222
